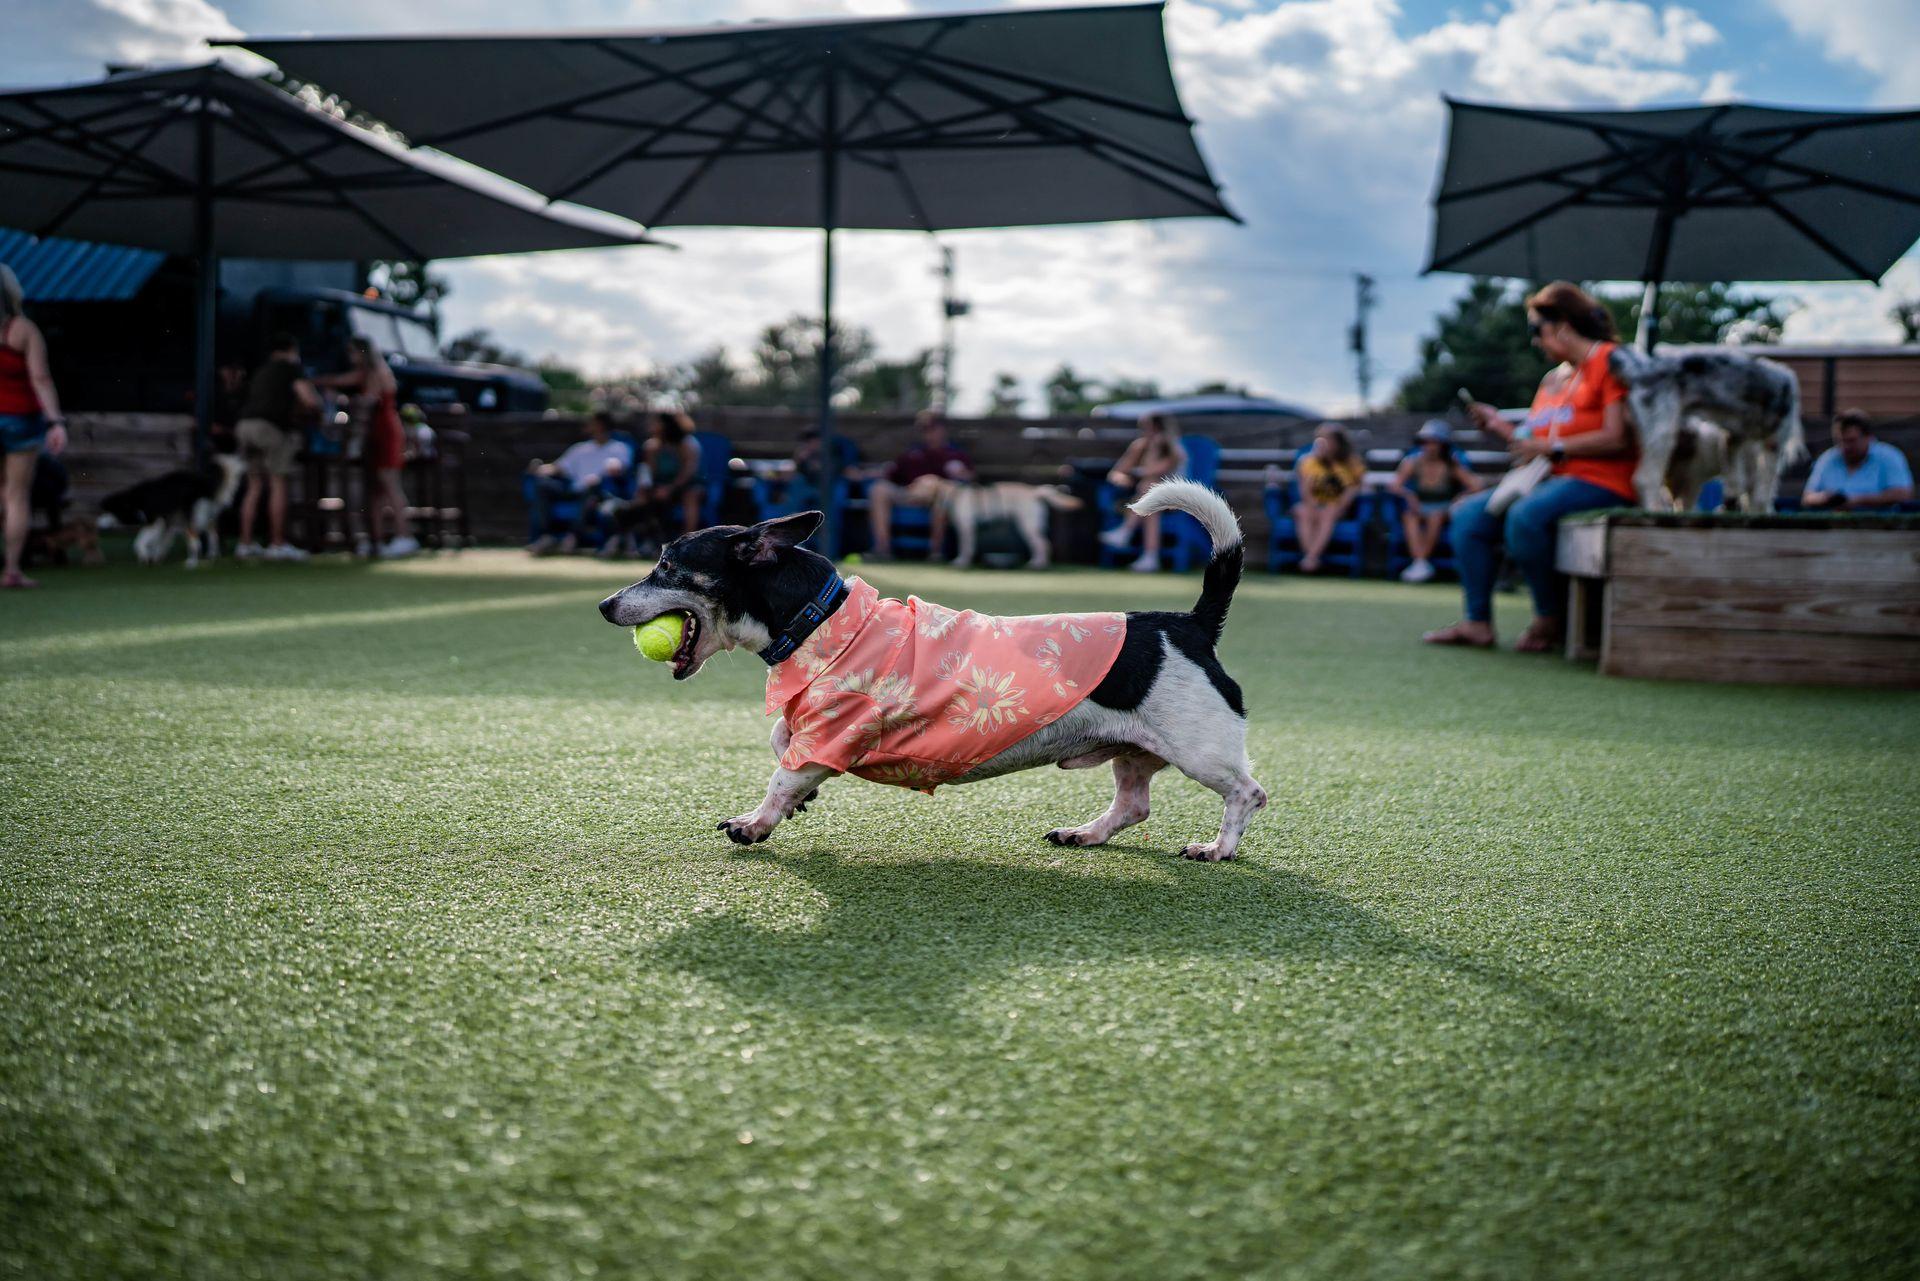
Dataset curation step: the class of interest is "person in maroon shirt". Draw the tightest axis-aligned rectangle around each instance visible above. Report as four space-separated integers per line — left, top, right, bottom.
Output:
867 409 973 560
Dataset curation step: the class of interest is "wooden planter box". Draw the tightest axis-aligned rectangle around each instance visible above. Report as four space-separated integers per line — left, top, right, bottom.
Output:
1556 513 1920 687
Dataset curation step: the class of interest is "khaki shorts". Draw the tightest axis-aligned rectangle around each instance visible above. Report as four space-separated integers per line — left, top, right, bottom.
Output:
236 417 301 477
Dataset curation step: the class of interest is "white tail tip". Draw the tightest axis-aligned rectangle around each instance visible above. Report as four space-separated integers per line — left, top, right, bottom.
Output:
1129 479 1242 551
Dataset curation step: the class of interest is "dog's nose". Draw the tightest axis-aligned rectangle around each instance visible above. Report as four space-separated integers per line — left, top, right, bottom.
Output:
598 594 622 622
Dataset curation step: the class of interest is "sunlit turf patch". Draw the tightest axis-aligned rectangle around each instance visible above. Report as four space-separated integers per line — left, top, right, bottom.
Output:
2 553 1916 1279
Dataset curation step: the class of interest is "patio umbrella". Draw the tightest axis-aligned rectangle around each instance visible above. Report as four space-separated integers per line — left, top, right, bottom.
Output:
0 62 649 450
237 2 1235 541
1425 98 1920 346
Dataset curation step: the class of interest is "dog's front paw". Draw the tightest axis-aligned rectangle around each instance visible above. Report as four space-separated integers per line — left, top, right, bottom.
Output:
1045 827 1098 847
717 816 774 845
1180 841 1235 862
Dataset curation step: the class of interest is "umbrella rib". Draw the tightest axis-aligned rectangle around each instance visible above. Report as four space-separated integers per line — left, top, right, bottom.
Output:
1710 140 1920 209
635 72 806 227
857 43 1220 189
547 46 812 204
835 24 962 139
420 43 786 148
855 94 1063 149
10 97 187 191
1695 151 1879 279
1436 139 1664 205
1427 149 1655 273
733 36 825 142
217 98 427 259
587 39 815 148
30 110 179 239
906 46 1195 127
0 92 175 154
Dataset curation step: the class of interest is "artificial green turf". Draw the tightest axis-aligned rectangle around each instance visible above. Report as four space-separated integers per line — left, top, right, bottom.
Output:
2 553 1916 1280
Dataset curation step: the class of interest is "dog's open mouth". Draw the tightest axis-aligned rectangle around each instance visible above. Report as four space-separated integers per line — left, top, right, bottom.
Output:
668 612 702 680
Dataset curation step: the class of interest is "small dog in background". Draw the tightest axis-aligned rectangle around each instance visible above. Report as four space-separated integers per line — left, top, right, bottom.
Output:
36 518 104 566
929 478 1082 568
1613 347 1804 512
98 454 247 567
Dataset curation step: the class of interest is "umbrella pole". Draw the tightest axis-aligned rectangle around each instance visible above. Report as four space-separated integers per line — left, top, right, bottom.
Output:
816 65 843 558
1637 205 1675 353
192 80 215 468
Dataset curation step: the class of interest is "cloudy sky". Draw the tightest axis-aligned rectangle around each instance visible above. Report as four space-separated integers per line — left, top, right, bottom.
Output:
12 0 1920 413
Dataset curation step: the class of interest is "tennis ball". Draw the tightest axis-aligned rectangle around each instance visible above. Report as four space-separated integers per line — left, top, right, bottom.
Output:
634 612 685 662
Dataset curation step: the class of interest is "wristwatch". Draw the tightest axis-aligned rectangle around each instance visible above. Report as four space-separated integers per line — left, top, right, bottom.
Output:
1549 442 1566 464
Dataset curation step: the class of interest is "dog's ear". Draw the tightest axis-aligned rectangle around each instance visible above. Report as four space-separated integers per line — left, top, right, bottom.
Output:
734 511 824 565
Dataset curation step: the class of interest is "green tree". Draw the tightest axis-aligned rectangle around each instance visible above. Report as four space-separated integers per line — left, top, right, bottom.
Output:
1101 377 1162 404
678 346 749 408
985 372 1025 416
746 314 879 411
537 361 594 413
850 351 935 414
443 328 527 367
1043 364 1098 416
368 259 450 310
1891 298 1920 343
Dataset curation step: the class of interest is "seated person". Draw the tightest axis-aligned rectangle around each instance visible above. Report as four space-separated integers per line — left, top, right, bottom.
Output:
525 410 637 554
1388 420 1482 582
769 427 860 514
1099 412 1188 573
1802 410 1914 510
610 411 705 556
867 409 972 561
1289 423 1365 573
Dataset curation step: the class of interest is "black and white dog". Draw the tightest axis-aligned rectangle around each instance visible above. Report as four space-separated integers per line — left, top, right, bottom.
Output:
598 480 1268 861
1613 347 1804 512
98 454 247 567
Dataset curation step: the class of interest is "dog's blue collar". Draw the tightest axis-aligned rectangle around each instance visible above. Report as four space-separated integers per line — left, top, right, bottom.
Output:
758 574 848 666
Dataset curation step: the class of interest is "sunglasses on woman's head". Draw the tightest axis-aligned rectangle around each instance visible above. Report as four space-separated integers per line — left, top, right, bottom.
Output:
1527 319 1547 339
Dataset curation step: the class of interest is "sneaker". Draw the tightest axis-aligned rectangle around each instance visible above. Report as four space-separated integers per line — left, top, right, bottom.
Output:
557 534 579 556
594 536 626 560
264 543 310 562
1100 525 1134 550
1401 558 1434 583
353 537 373 559
378 536 421 559
236 542 265 560
526 535 556 557
1129 553 1159 573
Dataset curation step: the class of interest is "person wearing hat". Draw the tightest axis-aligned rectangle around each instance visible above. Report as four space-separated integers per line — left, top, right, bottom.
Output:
1388 420 1482 583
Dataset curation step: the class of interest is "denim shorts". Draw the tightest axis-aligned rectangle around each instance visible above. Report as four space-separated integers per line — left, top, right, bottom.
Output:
0 412 46 454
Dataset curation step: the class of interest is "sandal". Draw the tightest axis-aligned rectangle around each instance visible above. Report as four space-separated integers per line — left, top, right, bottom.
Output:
1421 622 1494 648
1 572 39 590
1513 620 1563 653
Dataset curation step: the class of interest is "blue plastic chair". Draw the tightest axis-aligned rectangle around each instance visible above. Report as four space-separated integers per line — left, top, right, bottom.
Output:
1265 477 1366 576
1375 490 1464 580
1097 436 1222 571
521 430 641 546
690 431 731 529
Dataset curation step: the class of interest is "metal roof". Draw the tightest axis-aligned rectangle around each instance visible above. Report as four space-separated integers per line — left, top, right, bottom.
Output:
0 229 165 302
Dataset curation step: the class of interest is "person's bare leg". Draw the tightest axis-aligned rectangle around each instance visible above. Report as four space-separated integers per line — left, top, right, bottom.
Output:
1142 510 1162 557
384 470 412 540
3 452 34 582
366 471 388 547
1294 503 1325 568
268 476 289 548
239 471 265 546
869 481 894 556
927 499 948 560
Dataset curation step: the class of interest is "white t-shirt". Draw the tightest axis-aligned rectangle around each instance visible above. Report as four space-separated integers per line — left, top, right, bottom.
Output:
553 437 635 488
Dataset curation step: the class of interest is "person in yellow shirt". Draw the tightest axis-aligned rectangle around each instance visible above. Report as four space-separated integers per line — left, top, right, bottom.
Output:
1292 423 1364 573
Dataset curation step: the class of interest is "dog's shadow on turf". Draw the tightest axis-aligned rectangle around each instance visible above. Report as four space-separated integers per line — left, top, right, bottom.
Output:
648 847 1625 1054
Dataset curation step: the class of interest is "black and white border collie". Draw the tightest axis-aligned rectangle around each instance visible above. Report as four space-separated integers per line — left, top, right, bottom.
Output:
599 479 1268 862
98 454 247 568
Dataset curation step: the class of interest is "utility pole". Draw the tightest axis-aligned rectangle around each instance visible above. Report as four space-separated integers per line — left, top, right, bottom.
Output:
934 245 970 410
1350 272 1377 411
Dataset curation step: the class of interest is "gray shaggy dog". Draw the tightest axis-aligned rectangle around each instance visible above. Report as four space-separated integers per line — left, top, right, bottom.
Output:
1612 347 1805 512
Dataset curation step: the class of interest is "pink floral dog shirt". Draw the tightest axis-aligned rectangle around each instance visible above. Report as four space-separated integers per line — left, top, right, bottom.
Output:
765 576 1125 792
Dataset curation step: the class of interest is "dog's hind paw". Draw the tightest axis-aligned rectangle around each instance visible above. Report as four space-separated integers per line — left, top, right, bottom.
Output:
1180 841 1235 862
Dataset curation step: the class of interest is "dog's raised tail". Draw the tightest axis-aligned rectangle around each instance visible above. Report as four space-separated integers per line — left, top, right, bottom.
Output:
1130 479 1244 642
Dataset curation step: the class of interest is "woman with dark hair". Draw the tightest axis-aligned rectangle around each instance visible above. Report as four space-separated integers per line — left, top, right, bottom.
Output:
617 411 706 554
1423 281 1638 652
0 263 66 589
1291 422 1364 573
317 336 418 558
1100 412 1188 571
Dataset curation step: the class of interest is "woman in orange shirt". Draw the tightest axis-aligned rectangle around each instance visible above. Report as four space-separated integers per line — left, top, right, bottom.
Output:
1423 281 1638 653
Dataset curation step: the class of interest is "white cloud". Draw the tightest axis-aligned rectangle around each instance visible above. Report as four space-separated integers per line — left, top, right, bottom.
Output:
1766 0 1920 103
1780 258 1920 346
8 0 242 82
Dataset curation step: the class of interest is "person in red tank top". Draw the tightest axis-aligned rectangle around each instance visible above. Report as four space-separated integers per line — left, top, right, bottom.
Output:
1422 281 1638 653
0 265 68 589
317 336 418 558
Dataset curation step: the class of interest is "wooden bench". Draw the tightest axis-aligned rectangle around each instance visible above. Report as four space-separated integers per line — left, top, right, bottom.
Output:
1556 512 1920 687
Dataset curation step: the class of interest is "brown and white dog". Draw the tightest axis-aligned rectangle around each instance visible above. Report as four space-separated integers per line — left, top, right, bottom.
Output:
929 478 1082 568
598 480 1267 861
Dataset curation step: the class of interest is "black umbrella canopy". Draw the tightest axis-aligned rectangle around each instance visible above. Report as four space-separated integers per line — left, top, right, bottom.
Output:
233 2 1234 231
0 62 651 258
1427 98 1920 285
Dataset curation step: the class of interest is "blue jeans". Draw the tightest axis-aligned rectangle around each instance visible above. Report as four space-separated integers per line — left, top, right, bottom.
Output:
1452 476 1629 623
0 412 46 454
525 474 611 542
